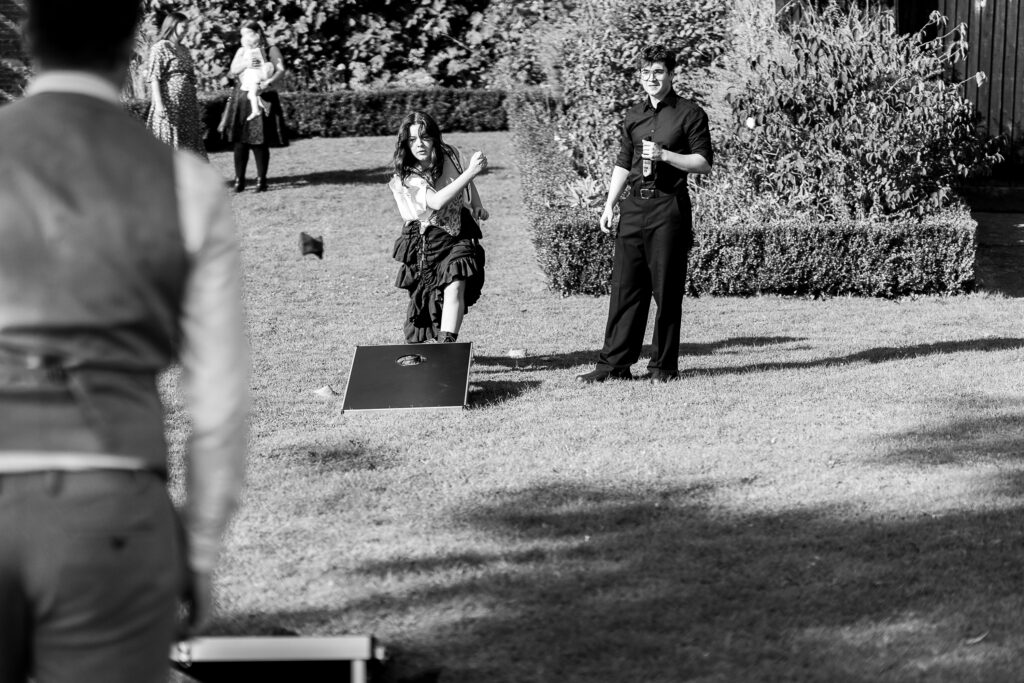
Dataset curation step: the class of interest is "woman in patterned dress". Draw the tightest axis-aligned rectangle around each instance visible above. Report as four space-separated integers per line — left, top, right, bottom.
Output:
388 111 489 343
146 11 207 160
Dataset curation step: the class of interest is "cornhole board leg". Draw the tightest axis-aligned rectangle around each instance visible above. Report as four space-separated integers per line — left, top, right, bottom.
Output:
170 636 382 683
341 342 473 413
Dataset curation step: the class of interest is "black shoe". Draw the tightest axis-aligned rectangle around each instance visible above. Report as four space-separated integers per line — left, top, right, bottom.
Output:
255 177 268 192
233 177 246 193
642 369 679 383
576 367 632 383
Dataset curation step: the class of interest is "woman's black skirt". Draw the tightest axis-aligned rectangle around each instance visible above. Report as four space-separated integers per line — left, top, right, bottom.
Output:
392 212 486 343
219 85 288 147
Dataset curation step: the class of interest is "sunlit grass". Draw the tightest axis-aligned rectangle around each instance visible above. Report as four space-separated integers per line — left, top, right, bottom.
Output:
167 133 1024 682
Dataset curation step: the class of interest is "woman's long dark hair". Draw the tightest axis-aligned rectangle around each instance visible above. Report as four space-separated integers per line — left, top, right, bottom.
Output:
392 111 455 183
156 11 187 41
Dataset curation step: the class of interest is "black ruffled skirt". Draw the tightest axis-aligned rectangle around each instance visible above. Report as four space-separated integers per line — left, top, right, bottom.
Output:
219 85 288 147
392 210 485 343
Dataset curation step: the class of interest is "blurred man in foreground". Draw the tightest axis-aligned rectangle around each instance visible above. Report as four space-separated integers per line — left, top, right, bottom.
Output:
0 1 249 681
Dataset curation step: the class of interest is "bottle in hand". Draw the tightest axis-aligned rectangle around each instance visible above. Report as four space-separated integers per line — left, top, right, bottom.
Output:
642 136 653 178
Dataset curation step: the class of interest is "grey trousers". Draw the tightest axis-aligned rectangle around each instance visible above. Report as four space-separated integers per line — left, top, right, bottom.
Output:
0 469 182 683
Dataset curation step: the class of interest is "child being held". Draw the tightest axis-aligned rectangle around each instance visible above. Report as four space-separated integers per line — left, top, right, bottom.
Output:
241 47 275 121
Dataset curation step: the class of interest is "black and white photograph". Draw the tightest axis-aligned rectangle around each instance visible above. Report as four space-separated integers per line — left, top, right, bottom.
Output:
0 0 1022 681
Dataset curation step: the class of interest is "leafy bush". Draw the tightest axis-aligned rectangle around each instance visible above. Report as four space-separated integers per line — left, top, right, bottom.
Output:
553 0 730 180
139 0 551 92
467 0 577 88
507 89 614 295
701 0 793 139
687 210 977 297
280 88 509 137
505 89 573 211
719 4 1003 219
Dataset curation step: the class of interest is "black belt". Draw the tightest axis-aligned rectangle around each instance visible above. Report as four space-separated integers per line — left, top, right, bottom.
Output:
632 185 679 199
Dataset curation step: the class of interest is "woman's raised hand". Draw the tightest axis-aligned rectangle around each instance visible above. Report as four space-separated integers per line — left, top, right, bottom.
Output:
467 150 488 176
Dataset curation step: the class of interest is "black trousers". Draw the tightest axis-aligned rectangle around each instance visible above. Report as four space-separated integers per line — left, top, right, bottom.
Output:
598 192 692 374
233 142 269 180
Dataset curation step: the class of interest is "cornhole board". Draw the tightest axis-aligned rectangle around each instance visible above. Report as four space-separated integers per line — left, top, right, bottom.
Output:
170 636 382 683
341 342 473 413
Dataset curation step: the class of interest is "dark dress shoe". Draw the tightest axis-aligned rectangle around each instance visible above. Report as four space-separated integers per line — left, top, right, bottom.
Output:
643 369 679 383
576 367 632 383
233 177 246 193
255 177 269 192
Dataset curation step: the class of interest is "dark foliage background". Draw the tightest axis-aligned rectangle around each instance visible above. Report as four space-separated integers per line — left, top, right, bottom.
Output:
140 0 573 92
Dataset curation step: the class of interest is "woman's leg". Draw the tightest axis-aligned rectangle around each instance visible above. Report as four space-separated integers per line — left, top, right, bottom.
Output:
440 279 466 340
253 144 270 191
232 143 249 191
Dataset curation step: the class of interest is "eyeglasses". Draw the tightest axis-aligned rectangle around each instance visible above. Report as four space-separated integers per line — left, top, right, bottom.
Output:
638 69 668 79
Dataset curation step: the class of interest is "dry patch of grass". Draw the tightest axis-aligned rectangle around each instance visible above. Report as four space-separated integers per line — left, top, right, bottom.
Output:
167 134 1024 683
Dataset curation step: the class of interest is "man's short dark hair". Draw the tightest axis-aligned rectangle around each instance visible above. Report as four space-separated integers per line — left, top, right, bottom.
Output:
638 44 677 74
26 0 142 71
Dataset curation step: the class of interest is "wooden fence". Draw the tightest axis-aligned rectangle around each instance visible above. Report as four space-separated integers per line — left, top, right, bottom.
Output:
940 0 1023 172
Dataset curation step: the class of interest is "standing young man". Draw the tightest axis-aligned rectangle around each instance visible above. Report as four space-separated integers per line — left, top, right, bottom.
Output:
0 2 249 682
577 44 713 383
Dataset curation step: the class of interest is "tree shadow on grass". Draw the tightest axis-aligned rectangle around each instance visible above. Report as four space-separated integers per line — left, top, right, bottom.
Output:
199 397 1024 682
271 166 393 188
273 476 1023 682
370 489 1024 679
201 475 1024 681
677 337 1024 380
873 396 1024 474
477 338 1022 379
474 336 806 373
466 379 542 408
266 441 401 473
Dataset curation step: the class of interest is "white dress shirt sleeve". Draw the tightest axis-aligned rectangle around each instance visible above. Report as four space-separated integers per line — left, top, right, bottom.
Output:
175 150 250 575
388 174 432 222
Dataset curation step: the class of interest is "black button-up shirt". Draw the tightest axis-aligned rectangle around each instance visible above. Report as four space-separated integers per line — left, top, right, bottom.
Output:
615 90 714 197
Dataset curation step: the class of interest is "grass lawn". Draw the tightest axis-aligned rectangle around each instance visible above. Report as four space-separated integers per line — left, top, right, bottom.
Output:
167 132 1024 682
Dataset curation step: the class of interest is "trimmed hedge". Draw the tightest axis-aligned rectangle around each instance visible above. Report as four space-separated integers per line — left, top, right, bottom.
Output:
505 89 617 296
520 210 977 299
532 208 614 297
686 214 977 297
125 87 514 151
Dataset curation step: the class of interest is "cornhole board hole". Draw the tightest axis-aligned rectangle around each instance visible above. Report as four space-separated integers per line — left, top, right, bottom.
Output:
341 342 473 413
170 636 382 683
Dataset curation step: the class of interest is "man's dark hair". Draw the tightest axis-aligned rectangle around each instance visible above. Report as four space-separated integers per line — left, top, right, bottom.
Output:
25 0 143 71
637 44 677 74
